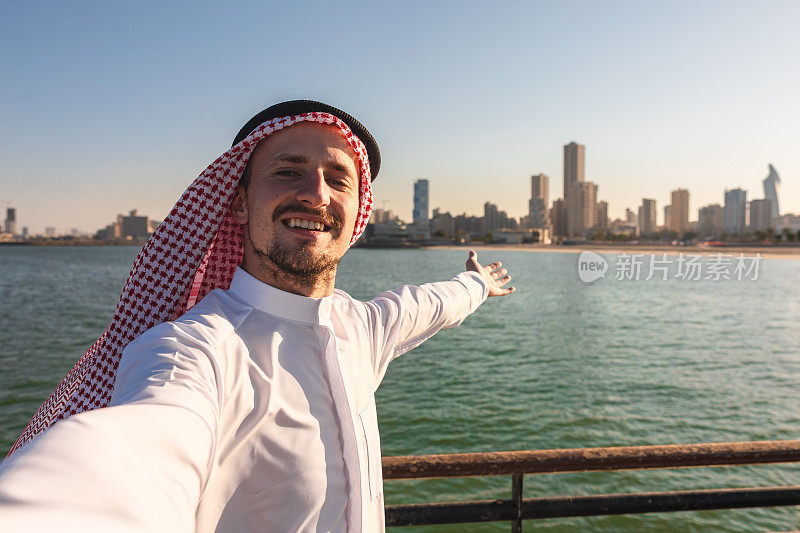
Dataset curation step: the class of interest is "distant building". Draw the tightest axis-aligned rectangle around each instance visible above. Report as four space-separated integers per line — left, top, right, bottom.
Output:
551 198 567 237
563 142 585 196
567 181 597 237
595 200 608 230
698 204 723 238
528 173 549 230
4 208 16 235
637 198 657 235
625 208 637 226
663 205 671 229
412 179 429 226
453 213 484 238
45 227 57 238
723 188 747 235
430 208 454 237
411 179 430 240
121 209 149 239
668 188 690 235
772 213 800 232
749 199 773 232
763 164 780 221
484 202 516 236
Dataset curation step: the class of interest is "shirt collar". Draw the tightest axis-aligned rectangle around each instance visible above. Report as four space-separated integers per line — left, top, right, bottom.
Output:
228 267 333 324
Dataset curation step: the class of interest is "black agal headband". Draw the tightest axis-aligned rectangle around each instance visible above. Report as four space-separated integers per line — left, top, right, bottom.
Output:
232 99 381 181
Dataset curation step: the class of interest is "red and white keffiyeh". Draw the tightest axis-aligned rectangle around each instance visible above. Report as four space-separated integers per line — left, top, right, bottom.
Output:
9 112 373 456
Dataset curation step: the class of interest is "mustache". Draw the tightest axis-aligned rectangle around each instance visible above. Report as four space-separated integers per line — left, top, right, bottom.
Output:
272 203 343 230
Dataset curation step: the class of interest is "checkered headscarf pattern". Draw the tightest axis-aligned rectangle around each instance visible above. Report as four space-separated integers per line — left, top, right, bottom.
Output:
9 112 373 456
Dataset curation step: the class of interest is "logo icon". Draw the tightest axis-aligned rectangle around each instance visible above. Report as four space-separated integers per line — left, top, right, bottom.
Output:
578 251 608 283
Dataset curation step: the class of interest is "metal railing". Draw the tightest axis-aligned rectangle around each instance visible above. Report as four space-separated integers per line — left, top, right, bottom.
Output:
382 440 800 530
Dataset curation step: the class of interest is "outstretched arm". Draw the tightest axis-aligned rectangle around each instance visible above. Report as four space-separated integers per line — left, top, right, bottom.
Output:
465 249 516 297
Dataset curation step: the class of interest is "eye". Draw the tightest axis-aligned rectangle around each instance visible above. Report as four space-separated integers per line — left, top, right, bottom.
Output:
327 176 352 189
275 170 299 177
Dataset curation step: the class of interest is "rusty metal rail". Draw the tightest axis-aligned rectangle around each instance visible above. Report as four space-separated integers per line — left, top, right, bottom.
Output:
382 440 800 529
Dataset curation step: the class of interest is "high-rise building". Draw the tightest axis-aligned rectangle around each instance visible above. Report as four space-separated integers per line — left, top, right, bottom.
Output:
763 164 781 221
412 179 429 226
668 188 690 235
551 199 567 237
563 142 585 197
529 173 549 229
638 199 657 235
625 208 637 226
567 181 597 237
723 188 747 235
664 205 671 229
698 204 724 238
749 199 773 232
4 208 16 235
596 201 608 230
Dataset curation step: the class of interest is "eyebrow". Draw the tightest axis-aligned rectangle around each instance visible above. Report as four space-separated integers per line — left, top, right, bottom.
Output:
271 153 354 175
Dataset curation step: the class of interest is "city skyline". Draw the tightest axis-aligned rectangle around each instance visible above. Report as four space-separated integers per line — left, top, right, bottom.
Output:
2 2 798 233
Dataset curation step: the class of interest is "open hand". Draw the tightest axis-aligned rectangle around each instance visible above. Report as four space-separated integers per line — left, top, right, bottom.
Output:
465 250 515 297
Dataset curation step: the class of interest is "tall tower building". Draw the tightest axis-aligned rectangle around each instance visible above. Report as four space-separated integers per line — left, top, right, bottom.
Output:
698 204 724 238
551 199 567 237
596 201 608 230
412 179 429 226
563 142 585 196
749 199 773 231
723 188 747 235
4 208 16 235
567 181 597 237
638 198 657 235
528 173 549 229
762 164 781 221
668 188 690 235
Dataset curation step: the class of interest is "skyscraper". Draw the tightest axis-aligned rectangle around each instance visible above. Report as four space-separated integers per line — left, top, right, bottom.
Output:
762 164 781 221
749 199 773 232
563 142 586 237
698 204 724 238
668 188 690 235
596 201 608 230
412 179 429 226
723 188 747 235
563 142 585 196
4 208 16 235
567 181 597 237
638 199 657 235
528 173 549 229
551 199 567 237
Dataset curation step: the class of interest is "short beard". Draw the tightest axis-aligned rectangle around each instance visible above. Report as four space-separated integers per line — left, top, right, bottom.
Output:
248 230 340 288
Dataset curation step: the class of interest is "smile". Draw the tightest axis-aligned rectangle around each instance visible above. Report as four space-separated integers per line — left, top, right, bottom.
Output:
283 218 330 232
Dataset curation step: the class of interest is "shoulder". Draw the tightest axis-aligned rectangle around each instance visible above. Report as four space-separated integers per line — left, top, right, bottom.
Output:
127 288 253 356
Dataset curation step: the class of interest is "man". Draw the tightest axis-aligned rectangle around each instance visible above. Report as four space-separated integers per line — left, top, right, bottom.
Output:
0 100 514 532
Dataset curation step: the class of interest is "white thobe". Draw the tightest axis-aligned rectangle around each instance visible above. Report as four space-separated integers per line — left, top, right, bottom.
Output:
0 267 488 532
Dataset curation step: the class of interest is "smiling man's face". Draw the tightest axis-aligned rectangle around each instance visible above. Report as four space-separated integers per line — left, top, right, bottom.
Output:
230 122 360 295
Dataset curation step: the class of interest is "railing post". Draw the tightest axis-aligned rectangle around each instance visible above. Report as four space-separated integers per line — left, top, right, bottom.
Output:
512 473 523 532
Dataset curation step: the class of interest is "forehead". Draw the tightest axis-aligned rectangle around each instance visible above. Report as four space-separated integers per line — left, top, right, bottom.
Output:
251 122 359 171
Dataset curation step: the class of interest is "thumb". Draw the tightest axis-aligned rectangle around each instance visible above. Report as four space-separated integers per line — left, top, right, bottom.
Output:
466 249 479 270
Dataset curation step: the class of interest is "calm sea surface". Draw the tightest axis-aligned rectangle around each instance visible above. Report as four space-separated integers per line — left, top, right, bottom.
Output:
1 246 799 531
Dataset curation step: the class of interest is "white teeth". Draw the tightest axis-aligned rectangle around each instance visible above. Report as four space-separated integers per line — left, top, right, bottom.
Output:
287 218 326 231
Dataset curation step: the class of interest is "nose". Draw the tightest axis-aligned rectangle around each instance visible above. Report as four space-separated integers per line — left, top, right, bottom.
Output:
295 168 330 207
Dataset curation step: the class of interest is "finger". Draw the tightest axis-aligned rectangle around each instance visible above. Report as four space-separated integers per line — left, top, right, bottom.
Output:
491 268 508 279
495 275 512 286
489 261 502 269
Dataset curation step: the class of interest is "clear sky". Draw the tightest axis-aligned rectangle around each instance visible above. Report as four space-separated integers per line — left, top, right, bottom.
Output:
1 0 798 234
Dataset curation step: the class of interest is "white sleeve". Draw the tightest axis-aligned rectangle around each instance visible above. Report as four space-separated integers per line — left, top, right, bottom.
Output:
0 323 221 533
364 270 488 380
